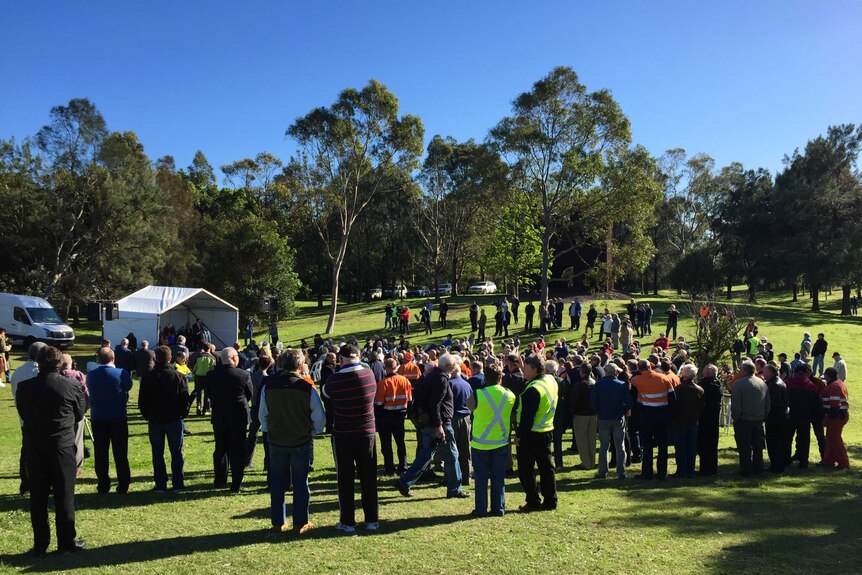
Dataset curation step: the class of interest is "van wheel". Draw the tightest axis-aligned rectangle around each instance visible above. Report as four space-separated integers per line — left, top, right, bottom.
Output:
23 336 36 350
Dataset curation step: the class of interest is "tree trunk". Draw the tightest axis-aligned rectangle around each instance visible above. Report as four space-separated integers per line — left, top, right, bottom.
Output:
451 252 458 296
840 284 852 315
726 274 733 300
540 229 551 306
325 239 350 334
811 284 820 312
652 266 658 295
747 284 757 303
791 283 798 302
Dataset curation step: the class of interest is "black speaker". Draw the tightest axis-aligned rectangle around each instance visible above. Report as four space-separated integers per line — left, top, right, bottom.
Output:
86 302 101 321
106 302 119 321
259 298 271 313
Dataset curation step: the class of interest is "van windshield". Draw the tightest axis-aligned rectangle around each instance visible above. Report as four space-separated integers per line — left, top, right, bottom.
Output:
27 307 63 324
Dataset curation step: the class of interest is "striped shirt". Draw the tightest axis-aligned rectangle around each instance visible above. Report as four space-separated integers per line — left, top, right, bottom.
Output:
322 363 377 435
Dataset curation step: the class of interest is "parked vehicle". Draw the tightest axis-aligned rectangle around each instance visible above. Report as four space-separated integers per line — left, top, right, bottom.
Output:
407 286 429 297
467 281 498 295
437 283 453 296
384 285 408 299
0 293 75 349
369 287 383 300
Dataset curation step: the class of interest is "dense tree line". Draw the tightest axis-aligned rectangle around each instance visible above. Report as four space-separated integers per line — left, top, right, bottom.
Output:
2 67 859 330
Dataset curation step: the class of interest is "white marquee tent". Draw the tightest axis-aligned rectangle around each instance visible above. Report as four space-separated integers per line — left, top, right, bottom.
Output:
102 286 238 350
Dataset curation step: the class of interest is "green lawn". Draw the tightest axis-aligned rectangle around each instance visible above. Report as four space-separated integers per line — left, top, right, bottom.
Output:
1 291 861 574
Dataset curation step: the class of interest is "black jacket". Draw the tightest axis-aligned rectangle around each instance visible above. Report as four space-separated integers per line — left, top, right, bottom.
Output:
134 348 156 377
699 376 723 424
206 363 253 424
16 371 86 449
765 376 789 422
139 363 190 424
416 366 453 428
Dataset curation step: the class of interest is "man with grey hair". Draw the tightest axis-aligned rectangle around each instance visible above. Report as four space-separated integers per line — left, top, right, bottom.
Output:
134 340 156 379
591 363 632 479
206 347 253 491
671 364 704 478
11 341 47 494
397 352 468 499
731 361 770 476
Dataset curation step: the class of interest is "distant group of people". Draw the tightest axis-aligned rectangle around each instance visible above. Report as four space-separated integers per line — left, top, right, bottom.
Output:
7 296 852 555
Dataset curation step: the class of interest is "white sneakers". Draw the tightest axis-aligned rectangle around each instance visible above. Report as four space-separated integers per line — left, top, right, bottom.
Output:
335 521 379 533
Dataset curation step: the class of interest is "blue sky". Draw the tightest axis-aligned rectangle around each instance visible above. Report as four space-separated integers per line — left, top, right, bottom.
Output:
2 1 860 179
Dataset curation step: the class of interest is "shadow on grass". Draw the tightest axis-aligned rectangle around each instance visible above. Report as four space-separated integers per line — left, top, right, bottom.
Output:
5 512 471 572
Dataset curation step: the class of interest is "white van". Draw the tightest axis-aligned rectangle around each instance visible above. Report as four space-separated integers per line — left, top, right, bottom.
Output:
0 293 75 349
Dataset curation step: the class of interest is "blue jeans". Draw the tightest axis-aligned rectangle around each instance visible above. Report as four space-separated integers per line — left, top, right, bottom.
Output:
812 355 825 376
674 423 698 477
148 420 184 489
269 441 312 528
471 445 508 516
400 424 462 495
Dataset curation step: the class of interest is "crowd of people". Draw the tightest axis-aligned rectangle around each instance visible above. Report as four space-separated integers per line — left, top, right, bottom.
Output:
6 296 852 555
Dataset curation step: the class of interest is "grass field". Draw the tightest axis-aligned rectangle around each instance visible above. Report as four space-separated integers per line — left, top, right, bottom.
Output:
1 290 861 574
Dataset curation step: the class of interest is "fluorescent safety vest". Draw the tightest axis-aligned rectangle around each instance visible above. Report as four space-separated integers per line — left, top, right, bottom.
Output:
517 374 558 433
470 385 516 450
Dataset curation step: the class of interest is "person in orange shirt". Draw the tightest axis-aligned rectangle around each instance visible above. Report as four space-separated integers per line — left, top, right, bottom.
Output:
397 352 422 383
631 359 675 480
375 358 413 475
821 367 849 469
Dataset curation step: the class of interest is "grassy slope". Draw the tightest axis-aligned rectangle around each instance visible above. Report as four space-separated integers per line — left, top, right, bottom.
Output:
0 291 860 574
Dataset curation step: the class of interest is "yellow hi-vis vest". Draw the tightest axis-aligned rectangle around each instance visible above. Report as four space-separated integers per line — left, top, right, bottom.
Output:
516 374 558 433
470 385 516 450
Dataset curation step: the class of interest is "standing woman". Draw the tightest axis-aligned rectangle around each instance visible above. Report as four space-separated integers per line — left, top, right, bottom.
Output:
0 328 11 386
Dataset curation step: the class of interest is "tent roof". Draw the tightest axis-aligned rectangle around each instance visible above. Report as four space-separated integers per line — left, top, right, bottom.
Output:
116 286 238 315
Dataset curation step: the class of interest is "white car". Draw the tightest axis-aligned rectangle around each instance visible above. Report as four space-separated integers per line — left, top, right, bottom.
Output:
369 288 383 300
468 281 498 295
437 283 453 296
384 285 408 299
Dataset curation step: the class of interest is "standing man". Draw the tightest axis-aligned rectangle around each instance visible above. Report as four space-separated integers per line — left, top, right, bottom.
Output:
245 318 255 346
439 299 449 329
524 301 535 332
811 333 828 377
697 364 722 476
590 364 632 480
762 364 789 473
515 354 558 512
323 344 380 533
87 347 133 494
113 338 134 373
511 293 520 325
569 299 582 331
11 341 47 495
259 349 325 534
671 364 704 478
375 358 413 475
397 353 469 499
832 352 847 383
138 346 190 492
190 341 217 416
631 359 675 480
469 301 479 333
16 346 86 555
821 367 850 469
134 340 156 379
269 322 279 347
467 363 515 517
449 360 474 486
206 347 253 492
730 361 770 476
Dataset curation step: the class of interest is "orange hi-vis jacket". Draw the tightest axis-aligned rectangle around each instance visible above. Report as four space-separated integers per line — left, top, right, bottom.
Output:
632 370 675 408
375 373 413 412
822 379 849 416
398 361 422 382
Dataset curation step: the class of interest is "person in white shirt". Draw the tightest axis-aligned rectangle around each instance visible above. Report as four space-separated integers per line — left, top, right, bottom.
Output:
832 352 848 382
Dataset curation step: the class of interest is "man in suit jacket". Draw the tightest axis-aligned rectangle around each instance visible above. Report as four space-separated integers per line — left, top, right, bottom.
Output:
16 345 87 555
134 341 156 379
206 347 253 492
87 347 133 494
